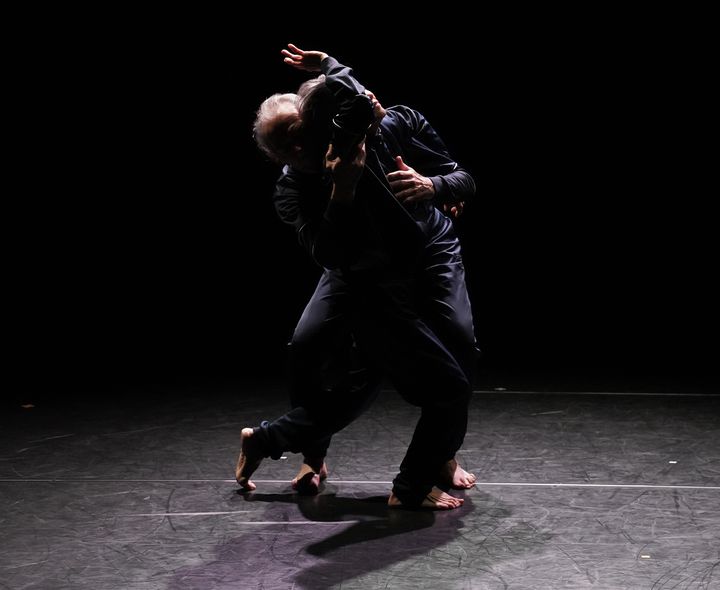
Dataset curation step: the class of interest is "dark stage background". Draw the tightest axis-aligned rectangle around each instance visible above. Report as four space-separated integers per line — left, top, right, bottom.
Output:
7 17 717 396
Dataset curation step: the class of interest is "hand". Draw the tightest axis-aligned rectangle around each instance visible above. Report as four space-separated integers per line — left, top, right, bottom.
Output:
443 201 465 219
281 43 328 72
386 156 435 204
326 141 366 199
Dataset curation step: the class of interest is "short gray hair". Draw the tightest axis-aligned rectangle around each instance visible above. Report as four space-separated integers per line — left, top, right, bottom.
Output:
253 92 301 163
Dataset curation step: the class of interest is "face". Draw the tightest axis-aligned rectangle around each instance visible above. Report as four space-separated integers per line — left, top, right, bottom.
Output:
365 90 387 122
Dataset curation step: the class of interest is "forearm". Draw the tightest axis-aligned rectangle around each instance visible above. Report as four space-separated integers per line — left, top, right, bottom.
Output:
320 56 366 104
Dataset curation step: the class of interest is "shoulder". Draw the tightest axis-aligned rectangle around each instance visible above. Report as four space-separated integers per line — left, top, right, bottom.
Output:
381 106 429 138
275 165 321 194
275 165 301 192
383 105 424 126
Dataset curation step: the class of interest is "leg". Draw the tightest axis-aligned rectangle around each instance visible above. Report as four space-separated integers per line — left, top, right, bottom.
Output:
420 211 479 490
236 270 381 490
287 270 382 492
288 270 353 463
350 277 471 508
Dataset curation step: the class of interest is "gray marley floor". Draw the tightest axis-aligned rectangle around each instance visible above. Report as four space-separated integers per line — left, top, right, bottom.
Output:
1 383 718 589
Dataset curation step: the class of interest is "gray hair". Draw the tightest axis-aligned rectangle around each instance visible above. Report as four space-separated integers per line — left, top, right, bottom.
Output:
253 92 301 163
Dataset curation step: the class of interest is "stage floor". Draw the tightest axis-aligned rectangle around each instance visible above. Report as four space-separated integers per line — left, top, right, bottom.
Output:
1 382 718 589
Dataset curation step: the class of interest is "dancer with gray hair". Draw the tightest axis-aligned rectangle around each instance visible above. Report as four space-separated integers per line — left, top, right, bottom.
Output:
237 45 477 509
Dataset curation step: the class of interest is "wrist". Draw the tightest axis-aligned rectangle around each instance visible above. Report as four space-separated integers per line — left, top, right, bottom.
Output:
423 176 435 195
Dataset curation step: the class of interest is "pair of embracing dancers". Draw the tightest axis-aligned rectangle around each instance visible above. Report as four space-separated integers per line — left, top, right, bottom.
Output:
236 44 478 510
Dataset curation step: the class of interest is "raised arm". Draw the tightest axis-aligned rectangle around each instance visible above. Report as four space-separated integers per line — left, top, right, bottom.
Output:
281 46 473 217
281 44 366 107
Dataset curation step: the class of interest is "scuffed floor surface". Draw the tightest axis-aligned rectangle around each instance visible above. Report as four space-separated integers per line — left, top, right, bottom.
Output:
1 383 718 589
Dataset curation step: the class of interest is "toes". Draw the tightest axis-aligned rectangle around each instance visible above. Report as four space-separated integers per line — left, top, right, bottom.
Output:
434 497 462 509
427 489 464 509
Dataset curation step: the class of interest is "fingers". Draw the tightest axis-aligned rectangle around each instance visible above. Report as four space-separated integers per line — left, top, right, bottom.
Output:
354 140 367 165
386 170 413 181
443 202 465 218
387 177 414 190
395 155 410 171
287 43 305 55
282 44 305 68
281 49 303 69
395 188 414 200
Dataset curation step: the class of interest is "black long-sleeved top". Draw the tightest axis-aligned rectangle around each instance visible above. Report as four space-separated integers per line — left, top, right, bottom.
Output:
273 58 475 271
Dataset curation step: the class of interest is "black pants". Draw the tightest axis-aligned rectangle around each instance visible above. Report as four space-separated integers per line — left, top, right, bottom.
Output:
254 209 476 505
288 271 383 460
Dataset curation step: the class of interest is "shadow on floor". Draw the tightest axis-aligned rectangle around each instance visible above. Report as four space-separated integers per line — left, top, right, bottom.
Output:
167 487 550 589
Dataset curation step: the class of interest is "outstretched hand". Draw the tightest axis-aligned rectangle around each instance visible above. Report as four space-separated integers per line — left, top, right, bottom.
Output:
281 43 328 72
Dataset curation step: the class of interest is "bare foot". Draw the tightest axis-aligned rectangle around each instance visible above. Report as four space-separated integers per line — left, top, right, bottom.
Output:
235 428 263 491
388 486 464 510
441 458 476 489
291 461 328 495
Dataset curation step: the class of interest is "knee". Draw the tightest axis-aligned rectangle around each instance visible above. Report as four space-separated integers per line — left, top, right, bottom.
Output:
446 377 472 407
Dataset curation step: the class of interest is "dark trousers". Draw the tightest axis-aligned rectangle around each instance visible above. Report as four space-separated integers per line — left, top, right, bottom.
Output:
254 271 381 460
254 209 476 505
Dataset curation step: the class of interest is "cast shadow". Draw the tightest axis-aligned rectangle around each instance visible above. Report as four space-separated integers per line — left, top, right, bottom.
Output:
167 486 549 589
244 488 444 558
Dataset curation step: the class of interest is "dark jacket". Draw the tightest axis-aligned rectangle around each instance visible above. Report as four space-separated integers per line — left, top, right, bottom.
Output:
273 58 475 271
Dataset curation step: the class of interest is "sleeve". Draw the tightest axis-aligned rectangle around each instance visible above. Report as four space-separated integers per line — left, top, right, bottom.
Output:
272 168 355 270
320 56 366 104
392 106 476 206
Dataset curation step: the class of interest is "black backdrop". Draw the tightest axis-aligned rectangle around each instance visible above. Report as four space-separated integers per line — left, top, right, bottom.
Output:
7 16 717 394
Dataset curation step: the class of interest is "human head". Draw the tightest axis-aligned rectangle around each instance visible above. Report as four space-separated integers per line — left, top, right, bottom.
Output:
253 81 335 173
253 76 386 172
296 75 336 169
253 92 303 165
